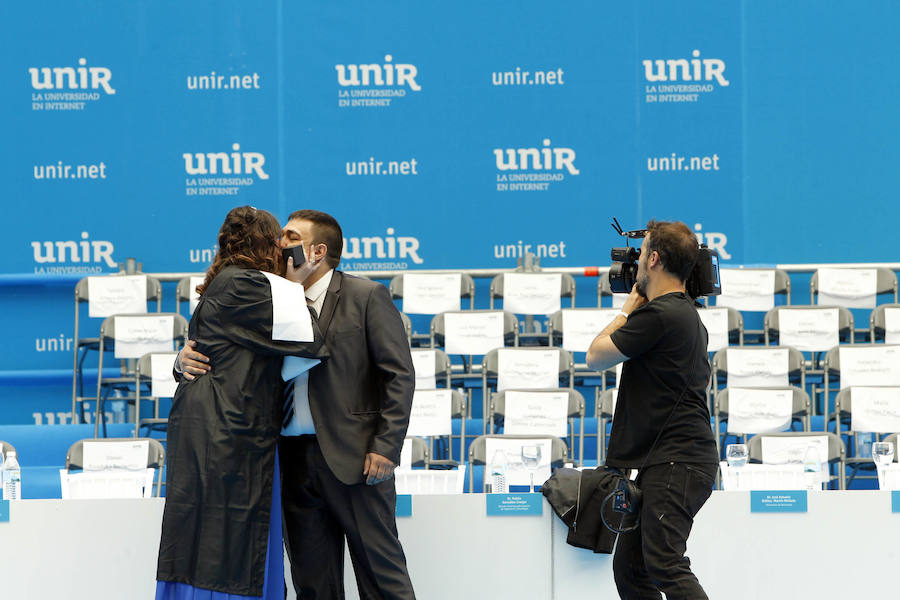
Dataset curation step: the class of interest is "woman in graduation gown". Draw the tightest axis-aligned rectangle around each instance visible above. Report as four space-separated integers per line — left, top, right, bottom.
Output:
156 206 328 600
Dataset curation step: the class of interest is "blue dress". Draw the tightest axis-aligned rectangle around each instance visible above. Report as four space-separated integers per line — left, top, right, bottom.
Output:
155 449 284 600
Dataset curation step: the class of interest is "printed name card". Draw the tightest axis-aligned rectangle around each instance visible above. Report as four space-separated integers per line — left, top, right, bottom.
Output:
850 387 900 432
484 437 553 487
726 348 790 387
561 309 618 353
87 275 147 318
402 273 461 315
777 308 839 352
697 308 729 352
502 273 562 315
150 352 179 398
82 440 149 471
486 493 543 516
817 268 877 309
262 272 314 342
716 269 776 311
760 435 828 467
727 388 793 434
496 349 559 391
444 311 504 355
189 276 204 314
750 490 808 513
885 308 900 344
407 389 452 436
503 390 569 437
0 500 9 522
611 292 628 309
892 491 900 512
839 346 900 387
411 350 437 389
114 315 174 359
395 494 413 517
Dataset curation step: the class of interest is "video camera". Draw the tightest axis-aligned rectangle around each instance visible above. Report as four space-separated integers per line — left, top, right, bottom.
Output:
608 218 722 299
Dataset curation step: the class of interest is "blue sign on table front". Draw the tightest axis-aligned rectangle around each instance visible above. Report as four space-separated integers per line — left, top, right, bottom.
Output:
395 494 413 517
750 490 807 513
486 493 543 516
0 500 9 523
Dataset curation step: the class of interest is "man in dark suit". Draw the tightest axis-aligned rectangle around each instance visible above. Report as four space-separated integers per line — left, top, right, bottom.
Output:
177 209 416 599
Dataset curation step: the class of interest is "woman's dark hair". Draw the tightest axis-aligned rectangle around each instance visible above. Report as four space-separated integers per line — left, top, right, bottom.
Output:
196 206 283 295
645 220 700 282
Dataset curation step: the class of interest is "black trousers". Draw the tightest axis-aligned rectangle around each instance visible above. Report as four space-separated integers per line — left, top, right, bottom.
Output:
612 462 718 600
279 435 415 600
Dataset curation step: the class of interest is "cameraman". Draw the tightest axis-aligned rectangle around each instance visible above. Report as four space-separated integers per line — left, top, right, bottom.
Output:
586 220 719 600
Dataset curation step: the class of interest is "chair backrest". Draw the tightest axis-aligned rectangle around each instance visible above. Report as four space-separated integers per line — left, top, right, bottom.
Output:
883 433 899 458
175 275 206 316
596 388 618 419
482 347 574 390
65 437 165 470
714 268 791 310
75 274 163 310
99 312 189 346
716 386 810 429
403 436 429 467
468 434 568 466
390 273 476 311
410 348 453 388
490 388 585 420
823 344 900 385
834 386 900 430
747 431 845 465
0 441 16 460
399 312 412 344
697 306 743 349
490 272 576 312
810 267 898 305
430 310 519 352
764 305 854 349
870 303 900 342
547 308 620 351
711 346 805 388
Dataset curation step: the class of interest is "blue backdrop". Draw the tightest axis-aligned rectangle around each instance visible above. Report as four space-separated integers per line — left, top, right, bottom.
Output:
2 0 899 423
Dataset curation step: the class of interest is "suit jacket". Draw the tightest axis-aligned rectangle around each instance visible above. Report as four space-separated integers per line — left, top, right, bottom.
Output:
306 270 415 485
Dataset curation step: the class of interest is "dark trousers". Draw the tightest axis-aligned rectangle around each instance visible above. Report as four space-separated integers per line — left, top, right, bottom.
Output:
279 435 415 600
612 462 717 600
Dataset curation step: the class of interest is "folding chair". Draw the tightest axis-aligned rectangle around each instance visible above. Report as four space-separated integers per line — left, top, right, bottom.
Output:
64 437 166 497
823 344 900 430
71 274 163 424
715 386 811 449
595 388 618 465
711 346 806 400
403 436 429 468
747 431 846 489
175 275 205 318
410 348 453 389
491 272 576 344
870 303 900 343
468 434 568 493
697 306 744 350
390 273 475 311
94 313 189 438
430 310 519 372
391 273 476 345
812 267 898 341
407 388 467 465
400 312 413 345
832 386 900 487
489 388 585 465
481 348 574 429
135 352 181 439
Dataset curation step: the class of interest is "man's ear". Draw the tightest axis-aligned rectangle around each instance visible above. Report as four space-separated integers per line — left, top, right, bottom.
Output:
314 243 328 262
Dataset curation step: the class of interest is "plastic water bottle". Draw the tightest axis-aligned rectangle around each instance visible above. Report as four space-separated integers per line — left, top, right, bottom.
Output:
2 451 21 500
488 449 508 494
856 432 875 461
803 446 821 492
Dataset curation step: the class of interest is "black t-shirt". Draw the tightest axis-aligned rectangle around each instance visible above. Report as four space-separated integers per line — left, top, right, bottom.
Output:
606 292 719 468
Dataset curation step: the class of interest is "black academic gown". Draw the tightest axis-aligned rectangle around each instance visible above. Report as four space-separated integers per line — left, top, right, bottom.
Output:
156 266 328 596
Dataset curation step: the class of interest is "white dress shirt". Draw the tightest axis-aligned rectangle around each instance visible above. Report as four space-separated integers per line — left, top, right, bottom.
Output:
281 269 334 436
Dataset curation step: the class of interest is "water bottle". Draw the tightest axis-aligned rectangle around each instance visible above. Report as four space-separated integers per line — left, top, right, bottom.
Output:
487 449 508 494
802 446 821 492
2 451 22 500
856 432 875 460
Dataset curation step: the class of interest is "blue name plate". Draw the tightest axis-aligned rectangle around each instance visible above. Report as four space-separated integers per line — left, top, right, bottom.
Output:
0 500 9 523
395 494 412 518
891 491 900 513
750 490 807 513
486 493 543 516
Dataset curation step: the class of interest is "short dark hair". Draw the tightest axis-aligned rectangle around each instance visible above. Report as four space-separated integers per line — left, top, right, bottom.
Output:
288 209 343 268
645 220 699 282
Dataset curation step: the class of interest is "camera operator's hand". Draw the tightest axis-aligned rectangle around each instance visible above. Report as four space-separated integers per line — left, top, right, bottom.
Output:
286 244 323 285
623 284 648 314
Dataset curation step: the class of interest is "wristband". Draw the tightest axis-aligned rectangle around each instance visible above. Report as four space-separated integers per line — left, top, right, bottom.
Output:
617 311 630 320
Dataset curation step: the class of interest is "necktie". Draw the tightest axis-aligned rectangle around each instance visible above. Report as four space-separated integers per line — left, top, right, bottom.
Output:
282 298 317 430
